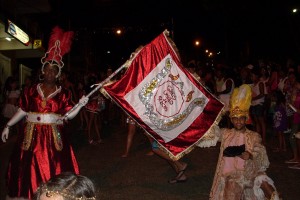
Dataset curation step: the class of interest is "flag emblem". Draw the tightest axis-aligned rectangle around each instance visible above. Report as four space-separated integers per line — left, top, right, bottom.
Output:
125 54 208 143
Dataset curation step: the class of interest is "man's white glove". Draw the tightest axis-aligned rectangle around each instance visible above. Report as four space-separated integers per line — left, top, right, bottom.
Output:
79 95 89 107
64 95 89 121
2 108 27 142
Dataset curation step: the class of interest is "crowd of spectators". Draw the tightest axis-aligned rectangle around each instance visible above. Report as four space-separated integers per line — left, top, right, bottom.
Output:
1 57 300 170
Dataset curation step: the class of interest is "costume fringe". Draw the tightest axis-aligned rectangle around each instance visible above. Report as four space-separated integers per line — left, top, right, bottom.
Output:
197 124 220 148
253 175 278 200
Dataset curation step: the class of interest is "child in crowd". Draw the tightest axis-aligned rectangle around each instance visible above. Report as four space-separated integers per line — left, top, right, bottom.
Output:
85 75 104 145
272 91 288 152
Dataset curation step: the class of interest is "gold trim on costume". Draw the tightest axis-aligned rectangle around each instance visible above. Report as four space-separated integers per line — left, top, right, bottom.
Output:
22 112 64 151
22 122 34 150
52 125 63 151
22 122 63 151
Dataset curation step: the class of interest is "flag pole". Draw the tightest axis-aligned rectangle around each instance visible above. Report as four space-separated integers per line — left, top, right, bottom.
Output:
63 64 126 119
63 47 142 119
86 64 126 99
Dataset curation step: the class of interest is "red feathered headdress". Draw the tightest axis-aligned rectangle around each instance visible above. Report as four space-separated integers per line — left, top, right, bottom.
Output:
41 26 74 77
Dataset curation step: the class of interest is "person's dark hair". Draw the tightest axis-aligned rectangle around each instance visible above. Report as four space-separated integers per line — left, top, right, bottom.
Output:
288 71 300 82
274 90 286 105
260 66 270 77
251 67 261 77
33 172 96 200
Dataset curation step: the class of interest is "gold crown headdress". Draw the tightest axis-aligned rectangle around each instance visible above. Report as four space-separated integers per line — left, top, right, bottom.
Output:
41 26 74 78
229 84 252 119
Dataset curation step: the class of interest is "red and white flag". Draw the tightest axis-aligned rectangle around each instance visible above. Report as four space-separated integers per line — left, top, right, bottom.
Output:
103 30 224 160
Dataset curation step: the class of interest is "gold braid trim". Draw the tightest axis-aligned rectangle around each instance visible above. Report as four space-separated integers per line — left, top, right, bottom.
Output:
22 122 34 150
22 122 63 151
163 29 181 61
52 125 63 151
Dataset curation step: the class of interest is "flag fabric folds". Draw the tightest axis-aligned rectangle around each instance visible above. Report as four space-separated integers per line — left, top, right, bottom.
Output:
103 30 224 160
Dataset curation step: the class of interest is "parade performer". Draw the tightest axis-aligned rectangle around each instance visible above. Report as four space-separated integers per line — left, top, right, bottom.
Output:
202 84 280 200
1 26 88 200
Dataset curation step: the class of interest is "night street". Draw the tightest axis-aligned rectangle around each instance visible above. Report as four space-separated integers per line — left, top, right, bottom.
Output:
1 115 300 200
1 1 300 200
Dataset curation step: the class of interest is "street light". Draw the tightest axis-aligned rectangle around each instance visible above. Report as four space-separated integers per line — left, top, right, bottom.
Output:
194 40 200 47
116 29 122 35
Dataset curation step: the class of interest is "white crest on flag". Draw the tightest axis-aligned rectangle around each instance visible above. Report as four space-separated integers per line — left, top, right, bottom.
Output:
125 54 209 142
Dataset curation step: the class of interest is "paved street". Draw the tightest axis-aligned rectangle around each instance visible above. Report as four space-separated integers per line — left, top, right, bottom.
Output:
1 116 300 200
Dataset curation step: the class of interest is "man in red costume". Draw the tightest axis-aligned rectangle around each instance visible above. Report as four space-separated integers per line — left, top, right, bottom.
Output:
1 26 89 200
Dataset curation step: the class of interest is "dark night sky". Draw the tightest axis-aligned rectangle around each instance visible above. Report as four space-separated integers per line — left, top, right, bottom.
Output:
22 0 300 71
